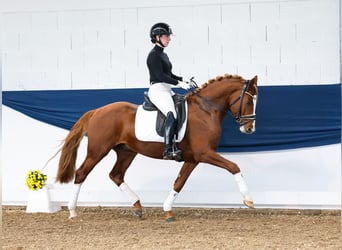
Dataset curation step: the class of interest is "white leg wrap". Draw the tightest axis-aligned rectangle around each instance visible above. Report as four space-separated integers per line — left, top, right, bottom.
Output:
163 189 178 212
120 182 139 205
234 172 252 201
68 183 82 218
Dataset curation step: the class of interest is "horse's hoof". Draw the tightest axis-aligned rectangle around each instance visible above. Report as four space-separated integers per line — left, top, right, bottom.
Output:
132 200 143 218
68 209 77 219
133 209 143 218
243 199 255 209
165 211 176 222
166 217 176 222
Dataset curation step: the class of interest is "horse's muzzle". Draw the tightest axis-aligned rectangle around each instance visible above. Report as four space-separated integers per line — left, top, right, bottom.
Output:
240 122 256 134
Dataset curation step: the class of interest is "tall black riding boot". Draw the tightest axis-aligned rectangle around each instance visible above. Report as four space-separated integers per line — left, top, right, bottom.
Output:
163 112 182 161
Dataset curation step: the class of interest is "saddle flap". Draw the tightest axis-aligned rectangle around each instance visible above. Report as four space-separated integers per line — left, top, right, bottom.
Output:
143 92 158 111
142 92 187 137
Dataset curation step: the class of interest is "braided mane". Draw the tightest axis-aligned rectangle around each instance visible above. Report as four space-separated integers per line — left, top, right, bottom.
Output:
189 74 245 96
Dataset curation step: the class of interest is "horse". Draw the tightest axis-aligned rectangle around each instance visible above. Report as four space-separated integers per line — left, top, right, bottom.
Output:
56 73 258 221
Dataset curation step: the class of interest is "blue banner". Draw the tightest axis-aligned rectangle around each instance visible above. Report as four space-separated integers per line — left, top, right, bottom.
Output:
3 84 341 152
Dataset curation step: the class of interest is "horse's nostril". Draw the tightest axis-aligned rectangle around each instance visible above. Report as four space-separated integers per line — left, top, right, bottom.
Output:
246 127 254 134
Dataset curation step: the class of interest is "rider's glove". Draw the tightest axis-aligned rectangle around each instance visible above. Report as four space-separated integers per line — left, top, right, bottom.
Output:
178 80 191 90
183 78 192 84
183 77 197 88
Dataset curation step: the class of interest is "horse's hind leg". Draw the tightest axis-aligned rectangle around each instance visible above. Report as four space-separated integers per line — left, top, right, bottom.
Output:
109 148 142 217
68 152 109 219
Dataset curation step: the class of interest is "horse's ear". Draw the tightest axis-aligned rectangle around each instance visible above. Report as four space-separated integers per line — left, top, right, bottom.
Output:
251 75 258 85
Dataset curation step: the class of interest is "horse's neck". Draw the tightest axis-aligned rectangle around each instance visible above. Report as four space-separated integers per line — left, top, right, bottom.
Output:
197 81 240 111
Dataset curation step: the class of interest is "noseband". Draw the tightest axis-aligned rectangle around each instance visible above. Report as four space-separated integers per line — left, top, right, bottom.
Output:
228 80 257 126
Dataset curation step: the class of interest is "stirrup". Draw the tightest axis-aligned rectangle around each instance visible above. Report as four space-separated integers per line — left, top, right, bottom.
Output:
163 146 182 161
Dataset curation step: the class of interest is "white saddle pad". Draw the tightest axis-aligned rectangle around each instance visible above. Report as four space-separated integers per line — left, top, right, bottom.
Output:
135 103 188 143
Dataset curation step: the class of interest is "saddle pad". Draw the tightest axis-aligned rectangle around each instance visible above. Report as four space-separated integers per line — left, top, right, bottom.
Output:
135 103 188 143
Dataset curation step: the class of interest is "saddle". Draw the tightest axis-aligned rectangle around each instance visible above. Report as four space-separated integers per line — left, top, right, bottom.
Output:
142 92 187 138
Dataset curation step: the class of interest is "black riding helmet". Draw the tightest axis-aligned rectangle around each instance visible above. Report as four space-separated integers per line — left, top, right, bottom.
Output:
150 22 173 45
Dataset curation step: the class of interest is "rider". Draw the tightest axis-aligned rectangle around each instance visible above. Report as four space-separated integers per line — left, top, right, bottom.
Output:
147 22 192 160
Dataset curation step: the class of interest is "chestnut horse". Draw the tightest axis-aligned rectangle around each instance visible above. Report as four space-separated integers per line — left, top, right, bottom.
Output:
56 73 258 221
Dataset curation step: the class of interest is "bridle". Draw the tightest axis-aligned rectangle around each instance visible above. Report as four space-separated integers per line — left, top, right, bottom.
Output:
189 78 257 126
228 80 257 126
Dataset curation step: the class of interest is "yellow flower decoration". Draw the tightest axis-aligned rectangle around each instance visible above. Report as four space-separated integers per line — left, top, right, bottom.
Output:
26 170 47 190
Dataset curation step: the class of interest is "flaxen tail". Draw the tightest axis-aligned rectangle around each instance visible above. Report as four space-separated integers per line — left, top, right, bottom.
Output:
56 110 95 183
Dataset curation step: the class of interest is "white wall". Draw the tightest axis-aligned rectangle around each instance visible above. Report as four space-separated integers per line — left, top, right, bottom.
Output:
1 0 341 209
1 0 340 90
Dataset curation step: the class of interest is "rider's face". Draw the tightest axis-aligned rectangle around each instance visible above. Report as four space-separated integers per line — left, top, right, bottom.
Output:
157 34 171 47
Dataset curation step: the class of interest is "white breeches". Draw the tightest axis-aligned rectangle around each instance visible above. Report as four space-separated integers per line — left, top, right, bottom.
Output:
148 82 177 118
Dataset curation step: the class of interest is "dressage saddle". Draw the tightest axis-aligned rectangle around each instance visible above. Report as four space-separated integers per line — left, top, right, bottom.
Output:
142 92 187 138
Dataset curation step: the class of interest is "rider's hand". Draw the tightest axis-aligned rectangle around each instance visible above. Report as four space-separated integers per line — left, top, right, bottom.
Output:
178 80 191 90
183 78 192 84
183 77 197 88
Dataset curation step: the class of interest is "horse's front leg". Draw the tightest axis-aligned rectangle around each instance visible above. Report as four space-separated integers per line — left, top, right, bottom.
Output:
200 150 254 208
234 172 254 208
163 162 198 222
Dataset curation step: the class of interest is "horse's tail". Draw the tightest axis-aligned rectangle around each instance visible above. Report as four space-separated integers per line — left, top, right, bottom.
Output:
56 110 95 183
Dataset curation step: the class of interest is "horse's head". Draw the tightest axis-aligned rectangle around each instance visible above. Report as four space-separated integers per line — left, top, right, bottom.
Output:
189 74 258 134
228 75 258 134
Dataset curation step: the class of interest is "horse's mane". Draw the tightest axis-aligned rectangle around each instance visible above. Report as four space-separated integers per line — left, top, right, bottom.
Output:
189 73 245 96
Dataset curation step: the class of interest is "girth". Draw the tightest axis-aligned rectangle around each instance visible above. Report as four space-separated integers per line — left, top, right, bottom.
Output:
142 92 187 138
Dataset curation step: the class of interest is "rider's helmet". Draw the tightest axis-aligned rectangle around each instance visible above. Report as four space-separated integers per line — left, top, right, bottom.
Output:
150 22 173 43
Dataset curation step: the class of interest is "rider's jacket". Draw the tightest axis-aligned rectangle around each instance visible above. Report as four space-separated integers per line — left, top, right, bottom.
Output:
147 45 182 85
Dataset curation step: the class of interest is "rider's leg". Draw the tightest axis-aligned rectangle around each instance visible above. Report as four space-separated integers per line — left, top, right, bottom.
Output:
148 83 182 160
148 83 177 117
163 111 182 160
